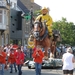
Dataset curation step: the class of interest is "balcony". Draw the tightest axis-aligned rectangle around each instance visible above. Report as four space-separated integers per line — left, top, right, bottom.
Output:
0 1 6 7
0 25 6 30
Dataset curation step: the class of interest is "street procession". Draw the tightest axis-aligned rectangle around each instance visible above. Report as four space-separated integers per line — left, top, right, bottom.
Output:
0 0 75 75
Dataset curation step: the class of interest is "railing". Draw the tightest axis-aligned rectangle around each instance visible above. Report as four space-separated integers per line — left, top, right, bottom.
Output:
0 1 6 7
0 24 6 30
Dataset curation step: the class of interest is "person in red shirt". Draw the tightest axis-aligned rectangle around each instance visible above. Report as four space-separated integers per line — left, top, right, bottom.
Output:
0 46 6 75
15 47 25 75
8 48 17 73
32 45 44 75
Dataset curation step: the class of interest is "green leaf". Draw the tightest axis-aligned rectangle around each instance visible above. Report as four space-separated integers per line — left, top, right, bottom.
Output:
53 17 75 46
33 10 41 16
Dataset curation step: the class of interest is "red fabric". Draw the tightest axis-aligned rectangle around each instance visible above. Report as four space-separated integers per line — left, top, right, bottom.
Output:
8 52 16 64
33 47 36 52
12 44 18 49
15 51 25 65
0 52 6 64
32 49 44 64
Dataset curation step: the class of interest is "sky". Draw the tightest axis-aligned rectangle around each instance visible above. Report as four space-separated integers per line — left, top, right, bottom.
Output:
34 0 75 24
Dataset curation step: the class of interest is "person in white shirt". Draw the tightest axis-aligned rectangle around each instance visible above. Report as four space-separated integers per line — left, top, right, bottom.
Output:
62 47 75 75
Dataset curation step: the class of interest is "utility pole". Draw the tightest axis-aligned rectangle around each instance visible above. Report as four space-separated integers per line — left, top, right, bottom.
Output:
22 19 25 46
29 0 34 58
30 7 33 30
30 0 34 30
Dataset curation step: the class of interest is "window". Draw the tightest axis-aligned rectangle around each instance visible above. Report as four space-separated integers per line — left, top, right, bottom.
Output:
0 10 2 13
4 10 7 24
4 10 6 14
0 10 7 25
10 2 13 8
7 0 10 4
14 3 16 8
10 2 16 9
0 10 2 23
0 0 6 7
10 2 12 7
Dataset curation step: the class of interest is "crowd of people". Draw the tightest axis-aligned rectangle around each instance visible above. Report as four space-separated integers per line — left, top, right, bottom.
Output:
0 43 75 75
0 43 44 75
0 44 25 75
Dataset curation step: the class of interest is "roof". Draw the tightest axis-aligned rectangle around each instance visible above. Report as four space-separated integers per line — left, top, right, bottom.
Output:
20 0 41 11
17 0 29 13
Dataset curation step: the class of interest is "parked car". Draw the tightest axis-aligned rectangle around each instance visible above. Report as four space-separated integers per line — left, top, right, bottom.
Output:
27 58 63 69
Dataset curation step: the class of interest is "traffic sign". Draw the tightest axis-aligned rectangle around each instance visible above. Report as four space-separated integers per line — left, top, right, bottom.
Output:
24 14 31 20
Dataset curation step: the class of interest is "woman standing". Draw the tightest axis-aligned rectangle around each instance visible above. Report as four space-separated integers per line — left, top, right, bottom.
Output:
0 46 6 75
62 47 75 75
15 47 25 75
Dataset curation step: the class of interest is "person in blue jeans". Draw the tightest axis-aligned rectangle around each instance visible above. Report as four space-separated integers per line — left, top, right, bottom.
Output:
35 63 42 75
10 63 17 73
17 65 22 75
0 64 5 75
8 48 17 73
32 45 44 75
0 46 6 75
15 47 25 75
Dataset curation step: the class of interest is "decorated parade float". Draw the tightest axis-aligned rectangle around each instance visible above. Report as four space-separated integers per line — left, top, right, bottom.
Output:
27 19 63 69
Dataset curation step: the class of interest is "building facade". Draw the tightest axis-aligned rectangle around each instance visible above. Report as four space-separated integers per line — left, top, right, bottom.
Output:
9 0 41 46
9 0 29 45
0 0 10 46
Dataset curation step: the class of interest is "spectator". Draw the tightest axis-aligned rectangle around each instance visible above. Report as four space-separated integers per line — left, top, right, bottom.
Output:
21 46 24 52
0 46 6 75
8 48 17 73
15 47 24 75
23 45 27 56
3 48 8 70
62 47 75 75
32 45 44 75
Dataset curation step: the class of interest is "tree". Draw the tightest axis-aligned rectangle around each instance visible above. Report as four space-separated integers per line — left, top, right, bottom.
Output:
33 10 41 16
52 17 75 46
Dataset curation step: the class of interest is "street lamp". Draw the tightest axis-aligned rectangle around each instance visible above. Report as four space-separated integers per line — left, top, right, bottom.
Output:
30 0 34 30
30 7 33 30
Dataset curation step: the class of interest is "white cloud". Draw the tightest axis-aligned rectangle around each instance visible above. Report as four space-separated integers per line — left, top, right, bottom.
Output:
34 0 75 24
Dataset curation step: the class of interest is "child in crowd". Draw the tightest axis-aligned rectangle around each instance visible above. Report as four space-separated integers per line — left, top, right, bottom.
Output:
32 45 44 75
8 48 17 73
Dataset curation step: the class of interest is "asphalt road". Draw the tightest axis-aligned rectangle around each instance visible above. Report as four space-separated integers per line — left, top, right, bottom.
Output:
3 64 75 75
